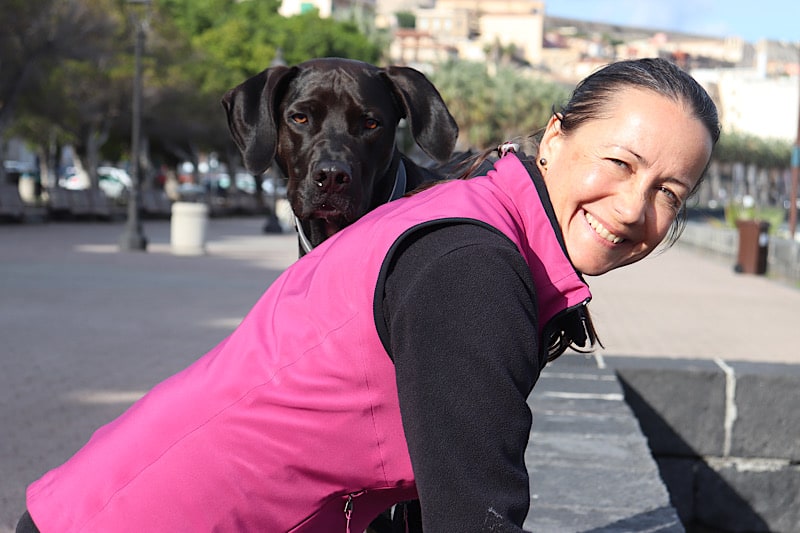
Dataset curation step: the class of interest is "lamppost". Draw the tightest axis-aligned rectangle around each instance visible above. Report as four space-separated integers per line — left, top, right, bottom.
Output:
789 45 800 239
119 0 150 251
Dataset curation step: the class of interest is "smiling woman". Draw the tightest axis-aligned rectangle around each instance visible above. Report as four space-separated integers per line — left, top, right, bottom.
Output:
17 58 719 533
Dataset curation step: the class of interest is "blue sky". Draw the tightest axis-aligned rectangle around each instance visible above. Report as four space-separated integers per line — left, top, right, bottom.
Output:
545 0 799 44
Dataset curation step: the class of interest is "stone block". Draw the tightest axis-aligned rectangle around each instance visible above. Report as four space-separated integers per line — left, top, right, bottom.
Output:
729 362 800 461
695 458 800 533
610 358 727 457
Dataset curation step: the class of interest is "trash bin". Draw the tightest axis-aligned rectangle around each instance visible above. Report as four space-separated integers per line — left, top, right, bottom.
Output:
170 201 208 256
734 219 770 275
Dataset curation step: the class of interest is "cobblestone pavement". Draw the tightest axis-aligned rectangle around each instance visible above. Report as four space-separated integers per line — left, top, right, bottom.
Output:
1 217 795 531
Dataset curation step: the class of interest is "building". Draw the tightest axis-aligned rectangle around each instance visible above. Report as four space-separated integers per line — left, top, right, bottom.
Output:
383 0 545 65
279 0 377 22
692 67 799 143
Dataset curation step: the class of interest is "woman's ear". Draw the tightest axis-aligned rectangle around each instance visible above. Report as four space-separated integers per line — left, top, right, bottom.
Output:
538 114 563 163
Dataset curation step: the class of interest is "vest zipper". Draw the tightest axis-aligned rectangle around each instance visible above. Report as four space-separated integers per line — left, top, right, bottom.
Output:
542 297 593 363
344 491 366 533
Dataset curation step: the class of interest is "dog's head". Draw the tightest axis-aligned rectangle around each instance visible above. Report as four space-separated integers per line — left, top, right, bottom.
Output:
222 58 458 247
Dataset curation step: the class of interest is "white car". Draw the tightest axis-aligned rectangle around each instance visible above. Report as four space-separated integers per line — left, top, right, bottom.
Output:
60 167 132 199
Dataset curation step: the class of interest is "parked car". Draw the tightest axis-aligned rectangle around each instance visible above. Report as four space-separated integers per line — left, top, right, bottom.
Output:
3 160 38 185
233 172 287 197
60 166 132 199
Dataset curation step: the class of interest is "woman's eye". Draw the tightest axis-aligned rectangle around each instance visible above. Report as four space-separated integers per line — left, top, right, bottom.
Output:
290 113 308 125
609 158 628 169
659 186 682 208
364 118 379 130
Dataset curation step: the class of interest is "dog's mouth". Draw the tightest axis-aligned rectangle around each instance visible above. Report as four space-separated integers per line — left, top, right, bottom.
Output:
311 202 354 238
290 180 362 245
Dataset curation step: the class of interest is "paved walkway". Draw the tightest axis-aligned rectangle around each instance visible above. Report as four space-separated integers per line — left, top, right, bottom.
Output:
589 243 798 364
0 217 796 531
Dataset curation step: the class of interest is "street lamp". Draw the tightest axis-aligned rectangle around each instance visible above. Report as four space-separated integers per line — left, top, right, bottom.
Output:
119 0 150 251
789 45 800 239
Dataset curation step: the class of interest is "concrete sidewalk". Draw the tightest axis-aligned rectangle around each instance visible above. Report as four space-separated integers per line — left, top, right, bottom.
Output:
0 218 298 532
588 243 799 364
0 217 795 531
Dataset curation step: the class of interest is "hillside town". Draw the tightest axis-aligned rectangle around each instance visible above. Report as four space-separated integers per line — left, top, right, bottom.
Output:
281 0 800 143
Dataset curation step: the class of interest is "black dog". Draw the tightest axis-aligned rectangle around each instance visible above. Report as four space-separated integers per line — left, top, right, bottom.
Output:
222 57 459 254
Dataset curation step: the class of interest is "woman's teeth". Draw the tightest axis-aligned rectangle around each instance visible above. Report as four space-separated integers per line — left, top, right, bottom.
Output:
585 212 623 244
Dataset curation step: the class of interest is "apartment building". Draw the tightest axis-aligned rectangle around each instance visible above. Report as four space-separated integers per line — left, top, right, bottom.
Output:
391 0 544 65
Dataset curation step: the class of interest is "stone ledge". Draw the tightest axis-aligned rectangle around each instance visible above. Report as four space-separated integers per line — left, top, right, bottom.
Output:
603 356 800 532
604 356 800 461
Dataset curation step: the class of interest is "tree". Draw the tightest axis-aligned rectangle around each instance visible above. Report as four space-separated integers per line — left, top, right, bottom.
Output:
13 60 121 189
4 0 386 191
395 12 416 29
714 131 792 169
0 0 118 146
153 0 383 176
432 61 571 150
275 12 382 66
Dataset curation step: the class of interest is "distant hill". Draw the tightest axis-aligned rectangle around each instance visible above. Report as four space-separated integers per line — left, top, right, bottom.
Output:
544 15 727 44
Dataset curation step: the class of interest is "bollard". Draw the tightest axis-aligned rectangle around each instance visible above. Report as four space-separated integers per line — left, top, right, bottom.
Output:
18 176 38 204
275 198 293 231
170 202 208 256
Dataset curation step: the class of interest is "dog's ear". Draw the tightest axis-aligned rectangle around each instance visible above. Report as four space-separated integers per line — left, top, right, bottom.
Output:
221 65 295 175
382 66 459 162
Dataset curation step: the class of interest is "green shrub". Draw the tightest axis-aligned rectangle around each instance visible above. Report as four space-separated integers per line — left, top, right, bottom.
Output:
724 203 785 234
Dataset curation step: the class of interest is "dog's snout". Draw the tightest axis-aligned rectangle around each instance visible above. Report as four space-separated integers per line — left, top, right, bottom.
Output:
313 162 353 193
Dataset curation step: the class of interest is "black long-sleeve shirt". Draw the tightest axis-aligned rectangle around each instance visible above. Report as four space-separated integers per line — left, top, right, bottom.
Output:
381 222 542 532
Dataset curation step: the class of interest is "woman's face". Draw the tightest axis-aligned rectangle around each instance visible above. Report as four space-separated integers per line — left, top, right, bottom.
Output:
538 87 713 276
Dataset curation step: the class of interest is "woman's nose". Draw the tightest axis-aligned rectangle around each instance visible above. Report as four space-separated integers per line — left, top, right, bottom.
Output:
613 182 648 226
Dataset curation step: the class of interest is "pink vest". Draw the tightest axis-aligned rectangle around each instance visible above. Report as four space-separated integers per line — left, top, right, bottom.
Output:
27 154 590 532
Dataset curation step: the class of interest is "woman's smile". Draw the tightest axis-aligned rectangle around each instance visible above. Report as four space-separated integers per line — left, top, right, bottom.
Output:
584 211 623 244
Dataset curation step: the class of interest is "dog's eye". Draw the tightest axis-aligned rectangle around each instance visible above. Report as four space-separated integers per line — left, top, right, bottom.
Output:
290 113 308 125
364 118 379 130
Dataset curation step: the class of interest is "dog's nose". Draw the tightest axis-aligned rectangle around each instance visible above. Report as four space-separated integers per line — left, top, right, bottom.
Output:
313 162 352 193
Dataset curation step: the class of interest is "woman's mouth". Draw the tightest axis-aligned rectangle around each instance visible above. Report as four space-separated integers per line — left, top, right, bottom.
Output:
585 212 624 244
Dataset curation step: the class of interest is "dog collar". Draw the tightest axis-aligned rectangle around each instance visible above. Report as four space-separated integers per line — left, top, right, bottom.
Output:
296 215 316 255
295 160 408 255
388 159 407 202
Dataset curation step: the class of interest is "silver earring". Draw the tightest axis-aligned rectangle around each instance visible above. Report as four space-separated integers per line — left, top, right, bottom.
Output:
539 158 547 167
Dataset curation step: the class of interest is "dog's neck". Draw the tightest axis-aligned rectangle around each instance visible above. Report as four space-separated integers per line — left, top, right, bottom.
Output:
295 160 407 255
